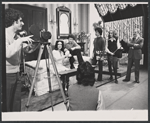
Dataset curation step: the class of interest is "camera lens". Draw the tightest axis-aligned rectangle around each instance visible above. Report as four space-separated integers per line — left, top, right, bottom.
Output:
41 31 52 41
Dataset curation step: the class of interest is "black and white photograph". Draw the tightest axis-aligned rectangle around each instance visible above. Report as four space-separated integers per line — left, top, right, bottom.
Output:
1 1 148 121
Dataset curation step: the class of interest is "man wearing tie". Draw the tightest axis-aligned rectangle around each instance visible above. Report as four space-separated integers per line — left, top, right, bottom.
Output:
123 28 144 83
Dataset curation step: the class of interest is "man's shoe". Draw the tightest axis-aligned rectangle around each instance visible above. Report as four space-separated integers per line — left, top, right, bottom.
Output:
123 79 130 82
109 76 113 80
97 78 102 81
133 80 140 83
70 65 75 69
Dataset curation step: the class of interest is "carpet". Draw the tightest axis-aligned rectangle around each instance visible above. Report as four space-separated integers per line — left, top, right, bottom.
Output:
21 65 133 111
99 70 148 110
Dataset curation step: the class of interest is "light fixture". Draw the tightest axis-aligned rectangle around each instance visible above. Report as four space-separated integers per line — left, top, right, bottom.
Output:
73 18 78 33
49 14 56 28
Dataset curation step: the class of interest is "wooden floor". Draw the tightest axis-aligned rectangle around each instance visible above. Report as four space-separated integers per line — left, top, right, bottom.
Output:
21 65 134 111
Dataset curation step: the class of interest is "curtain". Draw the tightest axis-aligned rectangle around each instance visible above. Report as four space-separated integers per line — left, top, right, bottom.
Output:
96 4 137 17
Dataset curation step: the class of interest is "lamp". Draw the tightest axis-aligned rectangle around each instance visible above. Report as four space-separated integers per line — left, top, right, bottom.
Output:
73 18 78 33
49 14 56 28
73 18 78 26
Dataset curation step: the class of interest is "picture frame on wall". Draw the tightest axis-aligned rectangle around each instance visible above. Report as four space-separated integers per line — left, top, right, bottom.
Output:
56 6 71 39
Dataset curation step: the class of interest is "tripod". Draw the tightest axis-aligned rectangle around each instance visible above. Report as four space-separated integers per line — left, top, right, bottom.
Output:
25 41 68 111
20 39 32 95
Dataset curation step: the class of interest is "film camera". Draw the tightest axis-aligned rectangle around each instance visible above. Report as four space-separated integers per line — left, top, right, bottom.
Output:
29 24 52 42
22 25 52 54
40 29 52 42
19 26 52 42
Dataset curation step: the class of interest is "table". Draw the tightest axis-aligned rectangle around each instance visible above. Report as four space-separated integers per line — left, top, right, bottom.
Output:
59 69 77 95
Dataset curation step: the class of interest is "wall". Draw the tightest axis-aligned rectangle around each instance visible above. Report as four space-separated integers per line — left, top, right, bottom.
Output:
78 4 89 33
31 3 90 45
4 3 101 56
26 3 82 45
5 3 80 45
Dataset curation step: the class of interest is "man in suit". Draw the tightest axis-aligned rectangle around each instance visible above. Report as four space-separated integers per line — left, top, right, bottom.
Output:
123 28 144 83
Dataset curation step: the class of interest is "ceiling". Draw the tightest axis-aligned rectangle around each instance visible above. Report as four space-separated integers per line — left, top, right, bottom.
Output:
95 4 148 22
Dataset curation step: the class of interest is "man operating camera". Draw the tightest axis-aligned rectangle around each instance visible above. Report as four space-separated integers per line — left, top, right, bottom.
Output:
5 8 33 112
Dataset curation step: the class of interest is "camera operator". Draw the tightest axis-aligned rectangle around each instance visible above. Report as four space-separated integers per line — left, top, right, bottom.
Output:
5 8 33 112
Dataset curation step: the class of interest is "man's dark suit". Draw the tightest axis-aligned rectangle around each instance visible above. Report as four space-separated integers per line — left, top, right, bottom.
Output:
125 36 144 82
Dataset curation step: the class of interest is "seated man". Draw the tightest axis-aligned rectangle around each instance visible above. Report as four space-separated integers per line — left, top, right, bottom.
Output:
64 34 84 69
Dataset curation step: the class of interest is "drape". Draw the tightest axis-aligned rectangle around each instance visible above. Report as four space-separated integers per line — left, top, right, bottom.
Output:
104 16 143 41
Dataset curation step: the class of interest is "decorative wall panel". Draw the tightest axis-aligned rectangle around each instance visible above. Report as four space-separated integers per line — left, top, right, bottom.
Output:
104 16 143 41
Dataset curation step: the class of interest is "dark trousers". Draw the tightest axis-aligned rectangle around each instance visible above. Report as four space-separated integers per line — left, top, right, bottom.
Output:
6 73 22 112
107 56 118 80
92 54 103 81
91 53 97 65
125 58 140 81
69 49 84 66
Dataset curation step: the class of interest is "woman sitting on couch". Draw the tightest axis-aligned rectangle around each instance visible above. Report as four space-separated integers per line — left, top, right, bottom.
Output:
52 40 71 71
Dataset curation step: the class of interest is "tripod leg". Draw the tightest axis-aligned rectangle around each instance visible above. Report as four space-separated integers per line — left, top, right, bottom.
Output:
61 76 65 93
25 73 31 92
46 45 69 111
25 44 44 111
21 44 31 94
45 52 54 111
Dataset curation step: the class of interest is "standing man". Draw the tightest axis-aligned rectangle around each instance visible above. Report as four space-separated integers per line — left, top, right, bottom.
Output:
123 28 144 83
64 34 84 69
91 27 105 81
5 8 33 111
